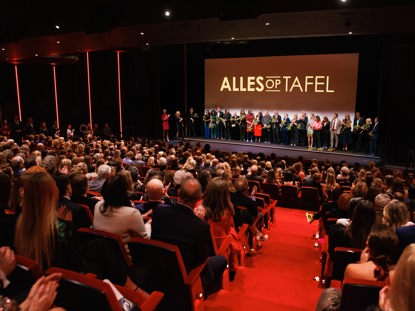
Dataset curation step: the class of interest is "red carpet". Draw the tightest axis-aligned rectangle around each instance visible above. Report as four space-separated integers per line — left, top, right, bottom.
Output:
204 207 323 311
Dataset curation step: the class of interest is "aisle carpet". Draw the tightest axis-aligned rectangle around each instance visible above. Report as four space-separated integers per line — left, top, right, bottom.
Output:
204 207 323 311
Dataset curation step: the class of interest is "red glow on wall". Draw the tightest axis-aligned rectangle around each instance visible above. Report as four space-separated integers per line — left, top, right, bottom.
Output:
86 52 93 127
14 65 22 121
117 51 123 138
52 66 60 129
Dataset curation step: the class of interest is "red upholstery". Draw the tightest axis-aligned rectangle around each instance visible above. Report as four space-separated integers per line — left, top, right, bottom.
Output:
340 278 387 311
279 184 299 208
299 186 321 211
77 203 94 223
261 183 280 200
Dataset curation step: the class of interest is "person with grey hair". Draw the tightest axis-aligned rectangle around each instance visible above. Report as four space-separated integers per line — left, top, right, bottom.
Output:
374 193 392 224
173 169 193 188
315 288 341 311
88 164 112 193
41 154 57 175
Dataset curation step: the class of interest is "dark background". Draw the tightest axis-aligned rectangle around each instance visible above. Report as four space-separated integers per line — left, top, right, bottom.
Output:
0 34 414 166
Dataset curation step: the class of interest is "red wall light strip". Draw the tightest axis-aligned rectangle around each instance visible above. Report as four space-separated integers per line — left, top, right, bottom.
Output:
52 66 60 129
14 65 22 122
86 52 93 126
117 51 123 138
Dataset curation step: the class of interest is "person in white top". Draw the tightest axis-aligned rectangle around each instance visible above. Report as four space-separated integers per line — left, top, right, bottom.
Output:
330 113 342 149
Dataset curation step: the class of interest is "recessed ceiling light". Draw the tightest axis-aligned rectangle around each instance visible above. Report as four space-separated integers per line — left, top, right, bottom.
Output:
231 37 235 40
1 48 5 51
348 31 353 34
265 22 270 26
341 0 347 2
164 10 171 17
35 53 38 57
56 41 61 44
140 32 144 36
55 25 60 29
146 42 149 46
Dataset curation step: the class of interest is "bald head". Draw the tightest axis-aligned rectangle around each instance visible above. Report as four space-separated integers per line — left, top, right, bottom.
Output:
179 178 202 207
146 178 164 201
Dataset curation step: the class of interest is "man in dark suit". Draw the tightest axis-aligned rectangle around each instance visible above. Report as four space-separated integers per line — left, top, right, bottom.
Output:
53 173 92 230
369 116 380 156
151 178 227 297
352 111 365 151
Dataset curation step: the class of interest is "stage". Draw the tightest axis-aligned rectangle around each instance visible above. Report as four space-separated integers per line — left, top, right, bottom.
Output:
183 137 381 166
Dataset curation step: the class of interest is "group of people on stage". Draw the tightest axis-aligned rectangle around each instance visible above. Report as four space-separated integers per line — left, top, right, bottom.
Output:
161 107 200 142
200 109 380 156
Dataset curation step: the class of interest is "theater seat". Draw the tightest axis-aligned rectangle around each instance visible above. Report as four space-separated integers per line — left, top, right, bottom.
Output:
339 278 386 311
45 267 164 311
261 183 280 201
330 247 362 286
128 237 207 311
299 186 321 212
279 184 299 208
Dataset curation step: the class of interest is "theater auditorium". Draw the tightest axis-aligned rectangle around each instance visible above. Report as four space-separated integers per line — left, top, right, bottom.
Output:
0 1 415 311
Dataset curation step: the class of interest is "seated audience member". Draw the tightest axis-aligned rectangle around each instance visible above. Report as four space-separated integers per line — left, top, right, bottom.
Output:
328 200 376 259
135 178 170 219
379 244 415 311
344 224 399 281
382 199 415 229
15 172 83 271
0 246 62 310
53 173 92 230
374 193 392 224
246 165 262 182
93 174 151 242
0 174 16 248
203 178 243 278
70 172 100 214
396 225 415 257
151 178 227 297
88 164 112 193
315 288 341 311
231 177 267 246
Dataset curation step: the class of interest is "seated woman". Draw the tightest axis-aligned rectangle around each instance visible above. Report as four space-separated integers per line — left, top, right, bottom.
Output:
14 172 83 272
93 173 151 243
379 244 415 311
203 178 243 279
345 223 399 281
382 199 415 230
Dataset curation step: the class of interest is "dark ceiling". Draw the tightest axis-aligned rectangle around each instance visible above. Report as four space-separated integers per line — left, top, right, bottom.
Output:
1 0 415 63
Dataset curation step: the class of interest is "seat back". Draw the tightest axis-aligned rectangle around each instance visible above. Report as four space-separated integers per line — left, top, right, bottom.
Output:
332 247 362 282
279 184 299 208
46 267 122 311
128 238 204 311
340 278 386 311
77 203 94 223
255 192 271 205
299 186 321 211
261 183 280 200
247 179 262 193
3 255 42 299
77 228 132 285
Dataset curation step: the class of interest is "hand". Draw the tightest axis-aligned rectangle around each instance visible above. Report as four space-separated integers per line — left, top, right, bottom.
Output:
378 285 390 311
251 185 257 196
20 273 62 311
0 246 16 276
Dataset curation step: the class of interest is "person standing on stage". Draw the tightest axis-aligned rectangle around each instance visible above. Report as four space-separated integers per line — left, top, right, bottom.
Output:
246 110 255 142
11 114 23 143
203 109 211 139
369 116 380 156
216 107 225 139
352 111 365 151
161 109 170 142
254 112 263 143
231 111 240 140
330 113 342 150
223 109 232 140
291 113 299 146
312 115 323 149
281 113 291 145
210 109 218 139
188 107 199 137
175 111 184 140
272 110 282 144
262 111 271 143
321 116 330 149
307 113 315 149
298 111 308 147
239 109 247 142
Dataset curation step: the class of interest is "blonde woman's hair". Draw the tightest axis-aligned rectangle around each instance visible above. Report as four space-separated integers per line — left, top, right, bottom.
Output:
15 172 58 270
389 244 415 311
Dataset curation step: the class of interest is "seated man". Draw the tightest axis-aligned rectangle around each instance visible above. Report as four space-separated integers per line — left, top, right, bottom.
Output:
151 178 227 297
135 178 171 219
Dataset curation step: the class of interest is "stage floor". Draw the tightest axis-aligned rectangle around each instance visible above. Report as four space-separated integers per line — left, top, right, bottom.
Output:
183 137 381 166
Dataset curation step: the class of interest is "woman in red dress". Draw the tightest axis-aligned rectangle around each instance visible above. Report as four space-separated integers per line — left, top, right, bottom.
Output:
161 109 170 141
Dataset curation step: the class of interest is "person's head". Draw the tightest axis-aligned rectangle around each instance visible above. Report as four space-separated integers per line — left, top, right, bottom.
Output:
69 173 88 197
197 169 212 193
234 177 249 194
204 177 234 222
53 173 71 198
15 172 58 269
382 199 410 229
100 174 131 211
178 178 202 208
349 199 376 249
366 224 399 279
387 244 415 311
97 164 112 180
351 180 368 198
146 178 164 201
315 288 341 311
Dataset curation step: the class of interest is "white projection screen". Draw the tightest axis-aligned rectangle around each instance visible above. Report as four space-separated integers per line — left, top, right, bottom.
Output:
204 53 359 118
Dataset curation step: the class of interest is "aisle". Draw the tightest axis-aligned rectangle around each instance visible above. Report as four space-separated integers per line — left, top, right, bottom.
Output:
204 207 323 311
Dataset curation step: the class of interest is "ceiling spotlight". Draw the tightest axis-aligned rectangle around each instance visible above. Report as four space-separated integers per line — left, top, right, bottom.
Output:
35 53 39 57
145 42 149 46
164 10 171 17
56 41 61 44
1 48 5 51
341 0 347 2
348 31 353 34
55 25 60 29
140 32 144 36
231 37 235 40
265 22 270 26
